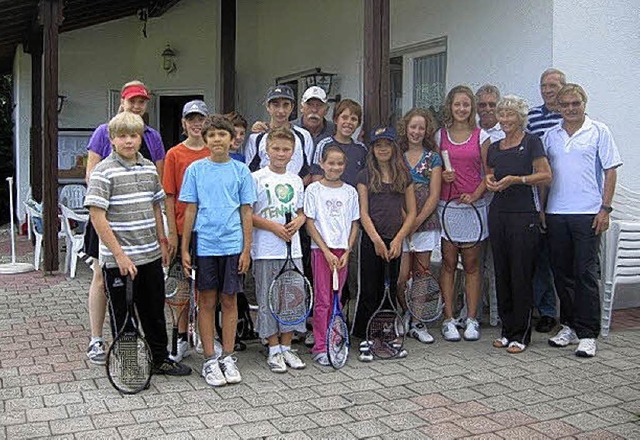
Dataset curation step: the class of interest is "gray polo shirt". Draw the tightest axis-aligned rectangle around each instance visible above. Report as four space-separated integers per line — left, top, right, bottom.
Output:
293 116 335 151
85 151 165 268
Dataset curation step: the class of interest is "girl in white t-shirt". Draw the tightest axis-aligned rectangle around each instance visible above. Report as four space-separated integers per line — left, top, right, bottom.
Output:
304 146 360 366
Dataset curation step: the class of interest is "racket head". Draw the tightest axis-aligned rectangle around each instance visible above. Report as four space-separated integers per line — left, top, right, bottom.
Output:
106 332 152 394
406 271 443 323
366 309 404 359
268 268 313 325
327 314 349 369
441 199 483 249
366 272 404 359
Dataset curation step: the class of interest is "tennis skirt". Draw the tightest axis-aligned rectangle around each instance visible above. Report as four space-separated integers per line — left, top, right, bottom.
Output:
437 198 490 244
403 230 440 252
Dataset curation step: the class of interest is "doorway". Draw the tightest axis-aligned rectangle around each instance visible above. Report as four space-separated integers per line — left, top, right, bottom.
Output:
158 94 204 149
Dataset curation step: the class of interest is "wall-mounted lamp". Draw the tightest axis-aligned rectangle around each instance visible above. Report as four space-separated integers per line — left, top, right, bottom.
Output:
57 95 67 113
302 69 336 94
161 44 177 75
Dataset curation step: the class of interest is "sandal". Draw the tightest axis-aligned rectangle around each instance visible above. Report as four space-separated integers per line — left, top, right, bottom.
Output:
493 337 509 348
506 341 526 353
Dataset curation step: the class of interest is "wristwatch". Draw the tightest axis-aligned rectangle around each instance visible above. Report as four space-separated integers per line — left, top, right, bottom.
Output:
600 204 613 214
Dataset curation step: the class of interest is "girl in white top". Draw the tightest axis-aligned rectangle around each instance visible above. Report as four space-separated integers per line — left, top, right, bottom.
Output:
304 146 360 366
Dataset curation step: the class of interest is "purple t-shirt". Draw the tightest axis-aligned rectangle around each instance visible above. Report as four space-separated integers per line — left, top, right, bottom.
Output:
86 123 165 162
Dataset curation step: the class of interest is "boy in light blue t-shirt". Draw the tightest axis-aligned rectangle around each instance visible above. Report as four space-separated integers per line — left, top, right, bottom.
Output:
180 115 256 387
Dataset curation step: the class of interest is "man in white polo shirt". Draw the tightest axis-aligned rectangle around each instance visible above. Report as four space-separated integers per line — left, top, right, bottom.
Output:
543 83 622 358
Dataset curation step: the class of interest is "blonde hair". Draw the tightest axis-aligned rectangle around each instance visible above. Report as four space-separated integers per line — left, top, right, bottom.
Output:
442 85 477 129
397 107 437 152
496 95 529 130
108 112 144 139
266 126 296 150
557 83 588 105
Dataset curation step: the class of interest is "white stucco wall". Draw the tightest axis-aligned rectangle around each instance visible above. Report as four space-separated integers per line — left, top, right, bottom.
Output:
552 0 640 192
58 0 220 128
236 0 364 124
391 0 554 106
236 0 554 124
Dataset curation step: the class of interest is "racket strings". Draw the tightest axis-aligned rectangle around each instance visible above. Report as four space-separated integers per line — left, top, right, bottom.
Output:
441 203 483 246
327 316 349 367
367 310 402 358
270 270 312 324
108 335 151 393
407 274 443 322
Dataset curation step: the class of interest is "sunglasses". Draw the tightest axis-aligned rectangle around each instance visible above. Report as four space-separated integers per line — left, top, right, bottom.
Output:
559 100 583 109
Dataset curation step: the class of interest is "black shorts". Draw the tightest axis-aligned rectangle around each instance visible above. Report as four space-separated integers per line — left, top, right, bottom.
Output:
196 254 244 294
83 220 100 259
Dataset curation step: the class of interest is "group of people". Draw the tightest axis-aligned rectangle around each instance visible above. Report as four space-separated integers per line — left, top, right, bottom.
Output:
81 66 622 389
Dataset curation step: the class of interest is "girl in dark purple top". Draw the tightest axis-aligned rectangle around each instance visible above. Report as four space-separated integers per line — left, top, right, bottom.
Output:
84 81 166 367
352 126 416 361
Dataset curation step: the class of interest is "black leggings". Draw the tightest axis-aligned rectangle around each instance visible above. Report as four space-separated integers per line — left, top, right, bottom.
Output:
352 234 401 339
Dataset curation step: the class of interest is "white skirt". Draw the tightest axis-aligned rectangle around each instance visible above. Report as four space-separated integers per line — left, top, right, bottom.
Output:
403 230 440 252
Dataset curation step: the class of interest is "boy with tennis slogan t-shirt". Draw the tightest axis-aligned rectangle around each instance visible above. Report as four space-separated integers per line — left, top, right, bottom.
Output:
252 127 307 373
180 116 256 387
85 112 191 377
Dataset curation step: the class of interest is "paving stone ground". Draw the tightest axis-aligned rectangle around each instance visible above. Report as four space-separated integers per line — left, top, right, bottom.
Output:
1 232 639 439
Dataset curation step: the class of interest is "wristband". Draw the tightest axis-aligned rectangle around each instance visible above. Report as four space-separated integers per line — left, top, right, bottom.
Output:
600 204 613 214
159 237 169 245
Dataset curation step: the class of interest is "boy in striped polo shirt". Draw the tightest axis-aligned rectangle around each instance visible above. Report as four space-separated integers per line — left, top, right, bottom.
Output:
85 112 191 377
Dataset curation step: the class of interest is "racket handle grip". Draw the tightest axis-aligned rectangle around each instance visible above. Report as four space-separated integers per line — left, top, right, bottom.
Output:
285 212 292 223
171 328 178 356
332 267 339 291
442 150 453 171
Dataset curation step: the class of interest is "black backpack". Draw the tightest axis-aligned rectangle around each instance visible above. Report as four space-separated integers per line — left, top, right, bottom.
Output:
248 129 309 177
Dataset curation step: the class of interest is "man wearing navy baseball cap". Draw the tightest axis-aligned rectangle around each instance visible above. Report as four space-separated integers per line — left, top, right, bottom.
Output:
244 85 313 179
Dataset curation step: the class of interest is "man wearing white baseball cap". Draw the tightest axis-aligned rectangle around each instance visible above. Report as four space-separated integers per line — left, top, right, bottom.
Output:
294 86 335 147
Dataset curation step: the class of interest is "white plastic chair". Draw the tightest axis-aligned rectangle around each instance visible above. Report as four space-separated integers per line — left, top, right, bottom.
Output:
611 184 640 221
59 184 87 211
23 200 44 270
59 204 89 278
600 220 640 337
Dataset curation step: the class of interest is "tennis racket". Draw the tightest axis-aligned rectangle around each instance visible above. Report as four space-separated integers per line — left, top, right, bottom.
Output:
440 150 483 249
164 262 189 358
106 275 153 394
326 267 349 369
268 212 313 326
187 232 200 349
366 264 405 359
405 240 443 323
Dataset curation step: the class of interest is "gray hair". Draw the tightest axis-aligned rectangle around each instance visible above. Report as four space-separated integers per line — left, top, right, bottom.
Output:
540 68 566 85
496 95 529 130
476 84 501 100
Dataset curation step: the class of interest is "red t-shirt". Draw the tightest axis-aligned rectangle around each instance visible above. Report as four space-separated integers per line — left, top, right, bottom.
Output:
163 143 210 235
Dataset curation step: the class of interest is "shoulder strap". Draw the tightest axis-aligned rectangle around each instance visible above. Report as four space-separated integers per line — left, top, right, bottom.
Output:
248 132 266 172
292 127 309 177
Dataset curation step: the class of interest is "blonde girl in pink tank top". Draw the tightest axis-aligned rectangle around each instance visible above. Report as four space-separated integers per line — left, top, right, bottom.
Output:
436 85 491 343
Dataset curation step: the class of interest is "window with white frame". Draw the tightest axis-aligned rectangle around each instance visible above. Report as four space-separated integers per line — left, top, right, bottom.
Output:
390 37 447 125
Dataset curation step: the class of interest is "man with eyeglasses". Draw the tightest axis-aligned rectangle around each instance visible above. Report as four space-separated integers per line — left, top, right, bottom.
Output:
476 84 505 143
542 84 622 357
526 68 567 335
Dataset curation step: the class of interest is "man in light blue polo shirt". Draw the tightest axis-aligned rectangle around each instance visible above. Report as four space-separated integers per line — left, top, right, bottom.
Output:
543 83 622 358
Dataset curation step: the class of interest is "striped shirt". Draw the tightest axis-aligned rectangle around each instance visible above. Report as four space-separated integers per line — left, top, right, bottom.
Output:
85 152 165 269
526 104 562 138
